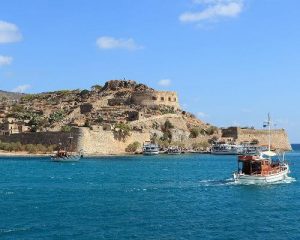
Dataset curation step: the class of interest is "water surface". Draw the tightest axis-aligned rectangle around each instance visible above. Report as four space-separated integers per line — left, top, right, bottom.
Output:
0 152 299 239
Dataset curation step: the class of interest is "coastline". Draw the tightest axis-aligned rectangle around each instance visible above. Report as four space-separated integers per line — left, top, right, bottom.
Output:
0 151 52 157
0 150 138 158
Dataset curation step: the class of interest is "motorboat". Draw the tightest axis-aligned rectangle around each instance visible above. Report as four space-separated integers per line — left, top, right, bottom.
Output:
233 114 290 184
233 152 289 184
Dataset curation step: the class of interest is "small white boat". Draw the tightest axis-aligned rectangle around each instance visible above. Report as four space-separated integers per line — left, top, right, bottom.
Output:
233 114 291 184
143 142 159 155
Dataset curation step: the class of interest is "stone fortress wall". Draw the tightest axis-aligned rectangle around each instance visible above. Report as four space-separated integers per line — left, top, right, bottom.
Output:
222 127 291 151
0 128 81 151
131 91 180 110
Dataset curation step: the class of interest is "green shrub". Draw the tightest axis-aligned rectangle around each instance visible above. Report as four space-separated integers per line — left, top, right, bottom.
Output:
190 128 200 138
80 89 90 97
49 110 65 124
163 120 174 130
125 141 141 153
0 141 56 153
61 125 72 132
96 116 104 124
206 126 218 135
114 123 131 140
91 85 102 91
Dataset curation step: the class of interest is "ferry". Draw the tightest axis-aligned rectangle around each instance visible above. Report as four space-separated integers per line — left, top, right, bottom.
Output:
143 142 159 155
233 114 290 184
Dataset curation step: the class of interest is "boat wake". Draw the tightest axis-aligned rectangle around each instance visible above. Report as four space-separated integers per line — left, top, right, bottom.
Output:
198 179 235 187
0 227 30 234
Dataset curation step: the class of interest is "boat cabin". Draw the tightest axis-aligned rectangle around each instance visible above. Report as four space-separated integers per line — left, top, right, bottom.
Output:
238 156 280 176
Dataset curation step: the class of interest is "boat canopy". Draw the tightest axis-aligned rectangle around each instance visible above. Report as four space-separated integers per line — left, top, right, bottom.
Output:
262 151 277 157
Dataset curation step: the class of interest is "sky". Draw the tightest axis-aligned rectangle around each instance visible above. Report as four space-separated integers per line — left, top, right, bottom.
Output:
0 0 300 142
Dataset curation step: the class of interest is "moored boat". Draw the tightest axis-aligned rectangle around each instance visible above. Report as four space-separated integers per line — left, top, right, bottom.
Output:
211 143 243 155
167 146 181 155
143 142 159 155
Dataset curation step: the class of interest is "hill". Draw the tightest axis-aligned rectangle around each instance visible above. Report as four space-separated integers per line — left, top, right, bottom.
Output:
0 90 26 101
0 79 291 154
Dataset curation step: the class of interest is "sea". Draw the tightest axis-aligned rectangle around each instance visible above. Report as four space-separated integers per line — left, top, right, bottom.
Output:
0 147 300 240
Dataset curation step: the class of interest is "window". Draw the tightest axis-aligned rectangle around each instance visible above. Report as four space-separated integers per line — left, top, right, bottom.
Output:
152 97 157 100
161 97 164 101
168 97 171 101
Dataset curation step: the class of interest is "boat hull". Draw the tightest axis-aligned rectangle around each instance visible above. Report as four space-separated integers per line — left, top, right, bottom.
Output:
211 151 239 155
233 167 289 184
143 152 159 156
51 155 81 162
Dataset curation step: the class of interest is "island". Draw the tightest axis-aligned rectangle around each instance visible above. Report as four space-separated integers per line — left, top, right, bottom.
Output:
0 80 292 156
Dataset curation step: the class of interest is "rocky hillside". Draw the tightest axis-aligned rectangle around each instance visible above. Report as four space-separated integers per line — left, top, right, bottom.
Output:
0 80 219 152
0 80 291 154
0 90 26 101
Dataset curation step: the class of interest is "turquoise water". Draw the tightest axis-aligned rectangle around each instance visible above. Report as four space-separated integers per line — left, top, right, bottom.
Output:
0 152 299 240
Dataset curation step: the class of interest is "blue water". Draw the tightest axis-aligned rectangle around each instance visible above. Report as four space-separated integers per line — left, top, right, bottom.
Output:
0 152 299 240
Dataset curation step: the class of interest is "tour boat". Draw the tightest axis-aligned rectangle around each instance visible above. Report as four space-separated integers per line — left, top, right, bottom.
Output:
211 143 243 155
143 142 159 155
233 114 290 184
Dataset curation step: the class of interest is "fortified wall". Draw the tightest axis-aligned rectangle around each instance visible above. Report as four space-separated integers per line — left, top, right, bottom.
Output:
0 128 81 151
131 91 180 110
222 127 291 151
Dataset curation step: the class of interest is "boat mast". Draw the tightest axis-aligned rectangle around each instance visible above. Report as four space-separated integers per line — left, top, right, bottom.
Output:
268 113 271 152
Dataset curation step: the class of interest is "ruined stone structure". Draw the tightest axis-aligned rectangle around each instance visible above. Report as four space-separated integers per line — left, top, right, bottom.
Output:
131 91 180 110
221 127 291 151
0 128 81 151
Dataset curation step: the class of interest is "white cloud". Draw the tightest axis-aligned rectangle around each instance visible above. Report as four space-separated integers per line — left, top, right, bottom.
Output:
180 0 244 23
0 55 13 66
197 112 209 118
0 20 22 43
96 36 143 50
158 79 171 87
12 84 31 93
